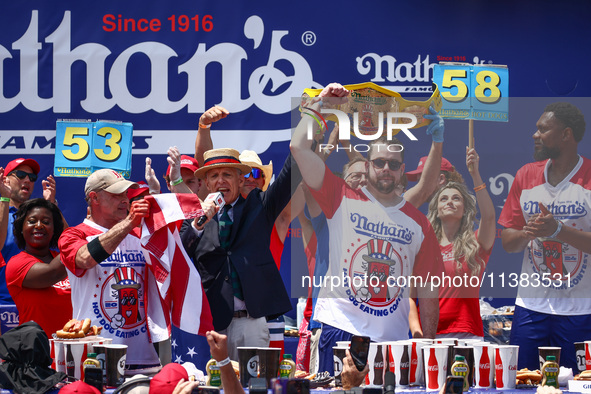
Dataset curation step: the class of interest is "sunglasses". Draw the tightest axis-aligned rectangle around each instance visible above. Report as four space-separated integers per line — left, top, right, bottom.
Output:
370 159 402 171
9 170 38 182
244 168 264 179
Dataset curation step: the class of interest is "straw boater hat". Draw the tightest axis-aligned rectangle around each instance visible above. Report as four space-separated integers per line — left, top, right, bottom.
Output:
194 148 251 179
239 150 273 191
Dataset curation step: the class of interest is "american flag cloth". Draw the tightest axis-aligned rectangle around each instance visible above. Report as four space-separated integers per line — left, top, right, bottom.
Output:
140 193 213 337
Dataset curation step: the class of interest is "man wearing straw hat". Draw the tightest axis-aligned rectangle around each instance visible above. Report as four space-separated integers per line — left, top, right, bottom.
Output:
180 146 299 360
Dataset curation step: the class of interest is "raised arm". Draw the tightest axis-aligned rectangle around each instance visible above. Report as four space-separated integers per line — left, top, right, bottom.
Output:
290 83 349 191
167 147 196 194
194 106 229 167
0 168 11 249
404 107 444 208
73 200 149 270
467 147 496 251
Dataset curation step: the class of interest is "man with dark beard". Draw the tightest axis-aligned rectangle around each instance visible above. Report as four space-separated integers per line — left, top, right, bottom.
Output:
499 102 591 371
290 83 442 345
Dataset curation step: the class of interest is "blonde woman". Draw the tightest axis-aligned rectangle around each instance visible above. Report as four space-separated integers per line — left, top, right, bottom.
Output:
426 147 496 339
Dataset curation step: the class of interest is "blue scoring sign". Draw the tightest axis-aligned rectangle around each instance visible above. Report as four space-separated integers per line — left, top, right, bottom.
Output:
54 120 133 178
433 63 509 122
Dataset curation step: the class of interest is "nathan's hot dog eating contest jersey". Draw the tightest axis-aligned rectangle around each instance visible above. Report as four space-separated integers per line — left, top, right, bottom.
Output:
499 156 591 315
59 219 160 366
308 168 443 342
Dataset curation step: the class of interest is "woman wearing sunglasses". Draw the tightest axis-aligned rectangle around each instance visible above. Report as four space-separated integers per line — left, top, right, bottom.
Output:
425 147 496 339
5 198 72 338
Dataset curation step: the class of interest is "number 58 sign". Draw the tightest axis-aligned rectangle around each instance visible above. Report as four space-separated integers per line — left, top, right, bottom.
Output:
433 63 508 122
54 120 133 178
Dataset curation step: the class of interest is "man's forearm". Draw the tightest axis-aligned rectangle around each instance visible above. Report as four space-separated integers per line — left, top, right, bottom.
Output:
75 218 135 270
404 141 442 208
290 112 325 191
501 227 530 253
194 125 213 167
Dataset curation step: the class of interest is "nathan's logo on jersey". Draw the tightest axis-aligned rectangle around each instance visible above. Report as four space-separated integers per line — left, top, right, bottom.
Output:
105 250 147 263
523 201 587 219
350 213 413 244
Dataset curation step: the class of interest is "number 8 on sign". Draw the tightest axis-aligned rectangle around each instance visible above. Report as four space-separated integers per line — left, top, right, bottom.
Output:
433 63 509 122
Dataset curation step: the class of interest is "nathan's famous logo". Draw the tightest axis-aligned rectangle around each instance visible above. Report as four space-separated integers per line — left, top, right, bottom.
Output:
0 12 314 115
345 238 405 312
100 267 145 331
523 200 587 220
350 213 413 245
301 105 416 154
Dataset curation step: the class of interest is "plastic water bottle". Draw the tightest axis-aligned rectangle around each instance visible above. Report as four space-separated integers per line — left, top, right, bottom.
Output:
296 297 306 329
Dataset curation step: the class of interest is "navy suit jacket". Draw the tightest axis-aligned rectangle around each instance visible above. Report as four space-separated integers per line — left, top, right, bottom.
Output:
180 154 301 331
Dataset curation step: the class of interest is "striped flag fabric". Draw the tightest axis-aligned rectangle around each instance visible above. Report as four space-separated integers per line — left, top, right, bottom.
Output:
140 193 213 336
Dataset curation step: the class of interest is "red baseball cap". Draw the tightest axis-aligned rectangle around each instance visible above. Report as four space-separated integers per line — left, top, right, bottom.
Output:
166 155 199 177
4 158 41 176
405 156 454 182
127 181 150 200
59 381 101 394
149 363 189 394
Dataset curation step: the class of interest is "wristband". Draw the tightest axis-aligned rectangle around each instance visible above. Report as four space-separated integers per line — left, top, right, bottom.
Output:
0 197 9 202
216 357 231 367
87 237 110 264
473 183 486 192
549 219 563 239
199 123 211 129
171 178 184 186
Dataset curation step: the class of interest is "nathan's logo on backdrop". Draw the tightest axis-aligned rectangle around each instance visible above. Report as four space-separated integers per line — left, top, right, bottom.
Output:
356 54 494 93
0 12 314 115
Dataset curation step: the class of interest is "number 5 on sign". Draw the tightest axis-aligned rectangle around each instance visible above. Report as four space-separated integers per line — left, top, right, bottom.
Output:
54 120 133 178
433 63 508 122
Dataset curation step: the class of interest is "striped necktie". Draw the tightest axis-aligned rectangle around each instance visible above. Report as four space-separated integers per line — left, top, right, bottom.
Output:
219 205 243 300
219 205 232 249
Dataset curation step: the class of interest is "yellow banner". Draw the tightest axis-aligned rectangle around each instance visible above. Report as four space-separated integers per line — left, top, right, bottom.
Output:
302 82 441 136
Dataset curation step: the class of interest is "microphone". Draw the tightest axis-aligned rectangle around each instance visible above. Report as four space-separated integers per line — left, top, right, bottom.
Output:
383 371 395 394
196 192 225 226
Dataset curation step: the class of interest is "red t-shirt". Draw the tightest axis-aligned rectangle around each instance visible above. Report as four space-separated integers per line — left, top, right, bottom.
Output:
6 251 72 338
436 233 492 337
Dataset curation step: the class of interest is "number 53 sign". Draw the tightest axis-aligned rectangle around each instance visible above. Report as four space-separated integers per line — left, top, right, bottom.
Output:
54 120 133 178
433 63 508 122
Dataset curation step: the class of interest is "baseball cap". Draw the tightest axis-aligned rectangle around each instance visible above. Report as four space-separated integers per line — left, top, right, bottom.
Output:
4 158 40 176
84 169 138 197
127 181 150 200
59 381 101 394
166 155 199 177
405 156 454 182
149 363 189 394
